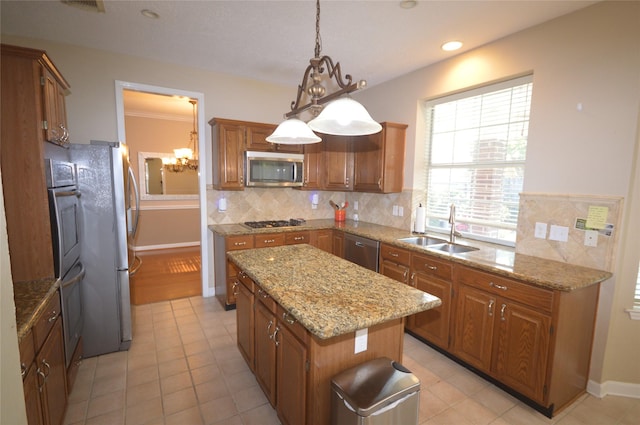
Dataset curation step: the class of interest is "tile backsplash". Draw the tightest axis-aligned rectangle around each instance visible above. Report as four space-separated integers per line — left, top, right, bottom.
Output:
516 193 622 271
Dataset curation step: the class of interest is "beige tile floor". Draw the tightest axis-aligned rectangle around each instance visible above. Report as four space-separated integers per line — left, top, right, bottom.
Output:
64 296 640 425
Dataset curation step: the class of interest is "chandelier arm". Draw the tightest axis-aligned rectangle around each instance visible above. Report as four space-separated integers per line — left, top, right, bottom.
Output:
317 56 353 89
290 62 318 113
285 81 359 118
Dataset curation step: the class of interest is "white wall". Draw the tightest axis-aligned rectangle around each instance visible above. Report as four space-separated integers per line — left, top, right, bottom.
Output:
357 1 640 390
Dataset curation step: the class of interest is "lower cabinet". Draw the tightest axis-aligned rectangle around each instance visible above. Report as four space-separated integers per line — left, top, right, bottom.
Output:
309 229 332 253
236 271 255 371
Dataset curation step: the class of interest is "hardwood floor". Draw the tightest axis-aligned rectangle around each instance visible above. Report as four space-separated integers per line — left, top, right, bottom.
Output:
130 247 202 304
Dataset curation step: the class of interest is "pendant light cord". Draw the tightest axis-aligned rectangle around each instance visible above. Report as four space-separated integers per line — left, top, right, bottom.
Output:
314 0 322 58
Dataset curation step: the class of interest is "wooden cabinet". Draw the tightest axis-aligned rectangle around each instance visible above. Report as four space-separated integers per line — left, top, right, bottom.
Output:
42 66 70 145
214 233 254 309
408 253 453 349
332 231 344 258
301 141 323 189
236 271 255 371
1 44 71 282
210 118 246 190
285 231 311 245
254 233 286 248
323 134 354 191
19 291 68 425
379 243 411 284
353 122 407 193
309 229 332 253
254 290 278 406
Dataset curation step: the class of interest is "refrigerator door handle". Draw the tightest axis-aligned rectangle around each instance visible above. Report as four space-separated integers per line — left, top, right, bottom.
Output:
128 166 140 238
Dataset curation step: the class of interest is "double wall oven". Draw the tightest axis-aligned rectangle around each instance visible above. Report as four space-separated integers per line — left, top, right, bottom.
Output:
45 159 84 368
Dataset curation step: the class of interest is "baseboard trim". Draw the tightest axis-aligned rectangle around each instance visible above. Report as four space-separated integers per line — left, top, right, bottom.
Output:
135 242 200 252
587 380 640 399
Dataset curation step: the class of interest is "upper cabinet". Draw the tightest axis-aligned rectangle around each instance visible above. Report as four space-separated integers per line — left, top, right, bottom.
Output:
323 134 354 191
353 122 407 193
1 44 71 282
245 123 302 154
210 118 248 190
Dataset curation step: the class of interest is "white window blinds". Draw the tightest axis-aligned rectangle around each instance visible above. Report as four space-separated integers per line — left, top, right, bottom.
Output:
424 75 533 245
634 263 640 309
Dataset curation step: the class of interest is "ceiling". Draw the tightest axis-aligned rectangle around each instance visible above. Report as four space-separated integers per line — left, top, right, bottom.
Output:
1 0 597 118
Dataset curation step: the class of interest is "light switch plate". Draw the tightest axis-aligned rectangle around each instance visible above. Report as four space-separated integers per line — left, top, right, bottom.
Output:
535 222 547 239
354 201 358 210
549 225 569 242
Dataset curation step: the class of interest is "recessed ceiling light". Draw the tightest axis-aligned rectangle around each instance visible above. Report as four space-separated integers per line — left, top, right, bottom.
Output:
399 0 417 9
441 41 463 51
141 9 160 19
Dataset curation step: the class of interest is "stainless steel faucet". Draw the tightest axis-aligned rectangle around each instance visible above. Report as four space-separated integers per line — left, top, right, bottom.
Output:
448 204 461 244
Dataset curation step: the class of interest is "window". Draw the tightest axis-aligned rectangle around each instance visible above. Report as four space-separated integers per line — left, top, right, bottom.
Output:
634 262 640 309
424 75 533 246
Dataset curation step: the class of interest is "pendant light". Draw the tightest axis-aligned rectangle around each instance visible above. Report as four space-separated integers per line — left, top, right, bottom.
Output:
268 0 381 143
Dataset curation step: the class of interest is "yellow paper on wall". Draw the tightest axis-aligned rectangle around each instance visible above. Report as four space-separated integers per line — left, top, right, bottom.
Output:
586 206 608 229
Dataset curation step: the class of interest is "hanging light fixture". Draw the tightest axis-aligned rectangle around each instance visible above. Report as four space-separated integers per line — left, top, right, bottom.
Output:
267 0 381 144
164 99 199 173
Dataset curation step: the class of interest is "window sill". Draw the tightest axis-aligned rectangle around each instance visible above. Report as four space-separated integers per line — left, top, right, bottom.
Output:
625 308 640 320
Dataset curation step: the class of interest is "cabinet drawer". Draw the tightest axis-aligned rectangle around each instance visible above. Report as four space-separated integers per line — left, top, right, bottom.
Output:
455 266 554 313
226 235 255 251
238 270 255 294
380 243 411 266
256 286 277 314
411 253 452 281
19 329 35 379
33 292 61 349
277 305 309 344
285 231 311 245
255 233 286 248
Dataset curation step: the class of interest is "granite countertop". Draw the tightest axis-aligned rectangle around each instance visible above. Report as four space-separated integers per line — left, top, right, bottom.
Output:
210 219 613 292
13 278 59 342
227 244 442 339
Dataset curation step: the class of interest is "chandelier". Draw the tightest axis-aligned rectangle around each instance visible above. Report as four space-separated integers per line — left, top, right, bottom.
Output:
266 0 381 145
164 99 199 172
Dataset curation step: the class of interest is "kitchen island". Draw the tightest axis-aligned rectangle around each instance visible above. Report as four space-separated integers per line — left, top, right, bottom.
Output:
227 244 441 425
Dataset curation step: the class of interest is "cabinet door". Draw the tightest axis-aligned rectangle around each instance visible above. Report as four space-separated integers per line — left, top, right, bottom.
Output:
332 231 344 258
276 324 307 425
24 363 44 425
212 121 245 190
236 280 255 371
493 301 550 402
254 300 277 406
453 284 496 372
409 273 452 349
380 260 409 284
301 141 323 190
323 135 353 191
38 317 67 425
310 229 332 253
353 132 382 192
42 68 68 145
246 124 276 151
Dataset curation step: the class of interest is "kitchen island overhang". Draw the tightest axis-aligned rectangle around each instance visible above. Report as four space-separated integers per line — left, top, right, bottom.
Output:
226 244 441 340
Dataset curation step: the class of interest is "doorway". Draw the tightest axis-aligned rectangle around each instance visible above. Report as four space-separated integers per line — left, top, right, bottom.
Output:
114 81 209 301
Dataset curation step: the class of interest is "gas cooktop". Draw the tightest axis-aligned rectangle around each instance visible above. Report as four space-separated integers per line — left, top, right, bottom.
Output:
243 218 306 229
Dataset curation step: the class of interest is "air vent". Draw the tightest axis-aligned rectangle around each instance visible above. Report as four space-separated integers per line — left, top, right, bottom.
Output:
61 0 105 13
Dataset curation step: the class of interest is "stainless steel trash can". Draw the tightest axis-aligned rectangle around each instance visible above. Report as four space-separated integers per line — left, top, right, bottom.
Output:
331 357 420 425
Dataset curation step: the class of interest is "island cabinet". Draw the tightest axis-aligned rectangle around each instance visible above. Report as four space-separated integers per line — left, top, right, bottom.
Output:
408 252 453 350
236 271 255 370
451 265 600 416
214 234 255 309
353 122 407 193
1 44 72 282
20 291 68 425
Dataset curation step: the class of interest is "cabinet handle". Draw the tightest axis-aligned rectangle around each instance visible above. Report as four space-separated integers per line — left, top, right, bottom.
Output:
48 310 57 322
488 300 494 316
267 320 273 337
425 264 437 271
389 252 399 257
282 311 296 325
500 304 507 321
232 281 239 295
409 272 416 287
490 282 508 291
264 239 275 244
273 326 281 346
37 367 46 392
234 241 247 247
403 269 408 280
258 289 269 299
377 178 382 188
294 236 304 241
21 363 27 377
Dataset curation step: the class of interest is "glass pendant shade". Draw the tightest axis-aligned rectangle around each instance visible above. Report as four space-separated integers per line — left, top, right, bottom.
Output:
266 118 322 144
307 97 382 136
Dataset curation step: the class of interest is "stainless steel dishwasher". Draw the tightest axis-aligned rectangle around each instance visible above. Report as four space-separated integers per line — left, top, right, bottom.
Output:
343 233 380 272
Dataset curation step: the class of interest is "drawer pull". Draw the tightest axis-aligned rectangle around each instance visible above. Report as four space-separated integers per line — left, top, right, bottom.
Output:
294 236 304 241
409 273 416 287
282 311 296 325
488 300 494 316
403 269 408 280
264 239 275 243
37 367 46 392
389 252 399 257
267 320 274 337
490 282 508 291
273 326 281 346
500 304 507 321
425 264 437 271
234 241 247 246
48 310 57 322
232 281 239 295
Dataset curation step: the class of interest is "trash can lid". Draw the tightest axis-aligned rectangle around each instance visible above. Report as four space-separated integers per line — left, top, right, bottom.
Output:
331 357 420 417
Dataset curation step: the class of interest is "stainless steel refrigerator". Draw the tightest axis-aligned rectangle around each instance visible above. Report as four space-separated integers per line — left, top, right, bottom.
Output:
69 140 140 357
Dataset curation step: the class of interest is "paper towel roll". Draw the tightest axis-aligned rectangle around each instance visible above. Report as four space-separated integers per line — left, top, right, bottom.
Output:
415 205 426 233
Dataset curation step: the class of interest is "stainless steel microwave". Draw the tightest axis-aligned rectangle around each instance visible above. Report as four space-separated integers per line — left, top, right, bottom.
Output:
245 151 304 187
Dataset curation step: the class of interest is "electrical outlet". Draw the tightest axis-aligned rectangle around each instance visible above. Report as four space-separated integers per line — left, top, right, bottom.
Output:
398 206 404 216
584 230 598 247
392 205 398 216
354 328 368 354
534 222 547 239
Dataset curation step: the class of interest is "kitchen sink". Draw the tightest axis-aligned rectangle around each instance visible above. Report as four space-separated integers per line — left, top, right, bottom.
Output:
427 243 480 254
397 236 447 246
